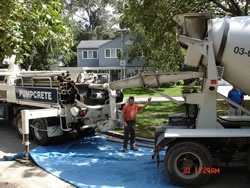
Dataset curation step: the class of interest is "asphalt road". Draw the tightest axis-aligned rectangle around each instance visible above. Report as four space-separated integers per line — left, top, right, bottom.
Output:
0 121 250 188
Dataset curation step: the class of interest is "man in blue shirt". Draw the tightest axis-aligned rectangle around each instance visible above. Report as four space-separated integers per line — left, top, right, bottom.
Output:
228 86 244 116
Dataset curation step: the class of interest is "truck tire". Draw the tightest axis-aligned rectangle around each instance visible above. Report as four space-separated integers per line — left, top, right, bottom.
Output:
165 141 213 186
13 113 23 138
31 118 51 145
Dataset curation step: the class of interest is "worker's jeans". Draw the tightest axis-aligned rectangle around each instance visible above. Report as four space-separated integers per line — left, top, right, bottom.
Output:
123 120 136 149
228 106 241 116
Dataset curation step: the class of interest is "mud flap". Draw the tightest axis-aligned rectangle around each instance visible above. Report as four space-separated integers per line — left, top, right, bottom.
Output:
156 152 160 168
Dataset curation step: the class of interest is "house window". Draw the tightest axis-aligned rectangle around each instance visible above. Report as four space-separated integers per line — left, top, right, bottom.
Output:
93 51 97 58
83 51 87 59
82 50 98 59
88 51 93 59
111 49 116 57
116 49 121 58
105 48 122 58
105 49 111 58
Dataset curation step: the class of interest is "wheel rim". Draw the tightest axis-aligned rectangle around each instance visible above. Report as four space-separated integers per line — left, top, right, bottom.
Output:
17 119 23 135
174 151 202 180
33 121 44 140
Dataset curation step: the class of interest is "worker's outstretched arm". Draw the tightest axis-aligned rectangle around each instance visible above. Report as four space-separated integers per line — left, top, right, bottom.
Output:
142 97 151 109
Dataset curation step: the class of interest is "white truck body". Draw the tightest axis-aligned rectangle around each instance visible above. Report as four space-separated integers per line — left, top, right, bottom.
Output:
109 13 250 186
0 57 124 145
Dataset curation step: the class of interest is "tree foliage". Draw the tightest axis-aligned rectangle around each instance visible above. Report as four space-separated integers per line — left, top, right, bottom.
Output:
0 0 74 69
119 0 249 72
61 0 120 67
62 0 119 40
209 0 249 16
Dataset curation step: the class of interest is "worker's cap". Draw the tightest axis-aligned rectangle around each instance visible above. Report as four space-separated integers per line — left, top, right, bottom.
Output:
128 96 134 100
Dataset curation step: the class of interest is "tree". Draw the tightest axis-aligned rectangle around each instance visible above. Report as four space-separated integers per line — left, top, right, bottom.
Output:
0 0 74 69
62 0 119 40
119 0 249 72
61 0 120 67
209 0 249 16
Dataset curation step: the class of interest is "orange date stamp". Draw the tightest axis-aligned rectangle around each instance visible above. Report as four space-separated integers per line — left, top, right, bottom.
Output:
182 167 220 175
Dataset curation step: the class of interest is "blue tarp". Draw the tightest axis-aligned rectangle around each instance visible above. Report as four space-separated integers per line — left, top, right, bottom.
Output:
4 152 24 161
28 136 178 188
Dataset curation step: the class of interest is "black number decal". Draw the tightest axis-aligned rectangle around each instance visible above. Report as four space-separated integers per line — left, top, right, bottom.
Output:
234 47 249 57
239 48 245 55
234 46 239 54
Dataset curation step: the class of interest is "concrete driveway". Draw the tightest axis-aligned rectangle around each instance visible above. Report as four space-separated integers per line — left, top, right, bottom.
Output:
0 121 74 188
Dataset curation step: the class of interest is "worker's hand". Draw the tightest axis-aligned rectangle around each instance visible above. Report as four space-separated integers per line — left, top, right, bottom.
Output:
123 122 127 128
148 97 152 102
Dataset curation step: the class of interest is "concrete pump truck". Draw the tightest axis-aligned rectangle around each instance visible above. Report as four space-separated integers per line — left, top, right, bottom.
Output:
0 55 124 145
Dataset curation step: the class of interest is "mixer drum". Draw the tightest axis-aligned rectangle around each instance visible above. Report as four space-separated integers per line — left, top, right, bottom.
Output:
210 16 250 95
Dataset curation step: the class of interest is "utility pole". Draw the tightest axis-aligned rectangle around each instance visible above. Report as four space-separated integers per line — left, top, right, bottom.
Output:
119 29 127 79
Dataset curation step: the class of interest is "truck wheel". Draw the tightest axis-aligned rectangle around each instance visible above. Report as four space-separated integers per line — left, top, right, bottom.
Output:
31 118 51 145
13 113 23 138
165 141 213 186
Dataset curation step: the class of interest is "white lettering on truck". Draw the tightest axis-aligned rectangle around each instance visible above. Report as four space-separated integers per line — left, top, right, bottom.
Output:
18 89 52 101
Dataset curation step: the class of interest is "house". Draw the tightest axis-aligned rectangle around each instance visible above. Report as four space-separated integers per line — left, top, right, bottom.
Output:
76 34 145 81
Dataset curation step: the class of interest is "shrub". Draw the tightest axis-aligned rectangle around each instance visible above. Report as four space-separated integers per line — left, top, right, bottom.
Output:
175 80 184 86
160 82 175 88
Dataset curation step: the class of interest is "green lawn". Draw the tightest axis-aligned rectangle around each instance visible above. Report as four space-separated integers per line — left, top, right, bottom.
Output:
115 100 250 139
123 87 185 97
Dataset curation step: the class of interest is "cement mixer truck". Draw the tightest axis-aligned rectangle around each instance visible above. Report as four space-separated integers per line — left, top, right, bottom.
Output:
109 13 250 186
0 56 124 145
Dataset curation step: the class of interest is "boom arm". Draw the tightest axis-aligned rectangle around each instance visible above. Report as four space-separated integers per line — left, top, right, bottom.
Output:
109 71 204 90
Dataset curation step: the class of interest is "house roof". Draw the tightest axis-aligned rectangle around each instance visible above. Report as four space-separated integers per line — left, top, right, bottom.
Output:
77 40 111 49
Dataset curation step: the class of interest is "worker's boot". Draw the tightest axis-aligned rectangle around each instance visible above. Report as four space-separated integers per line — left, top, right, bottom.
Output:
130 144 138 151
